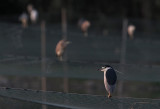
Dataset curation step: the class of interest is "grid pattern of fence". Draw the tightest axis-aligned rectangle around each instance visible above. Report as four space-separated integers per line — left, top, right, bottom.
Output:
0 88 159 109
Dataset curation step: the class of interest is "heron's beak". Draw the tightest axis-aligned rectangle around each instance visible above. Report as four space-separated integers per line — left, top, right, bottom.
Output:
66 41 71 45
97 68 103 71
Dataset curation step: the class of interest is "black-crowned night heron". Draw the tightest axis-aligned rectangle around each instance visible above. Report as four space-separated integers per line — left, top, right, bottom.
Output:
55 39 71 61
98 65 117 98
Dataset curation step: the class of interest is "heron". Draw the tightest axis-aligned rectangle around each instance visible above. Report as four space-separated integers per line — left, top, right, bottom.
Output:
55 39 71 61
78 18 91 37
128 25 136 40
98 65 117 98
27 4 38 24
19 12 28 28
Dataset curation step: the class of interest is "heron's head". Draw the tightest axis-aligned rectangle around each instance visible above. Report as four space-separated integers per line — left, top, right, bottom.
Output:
98 65 112 72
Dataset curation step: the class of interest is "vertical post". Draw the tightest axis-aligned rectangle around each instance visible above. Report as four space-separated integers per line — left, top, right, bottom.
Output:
120 19 128 65
118 18 128 96
62 8 67 40
118 18 128 109
61 8 69 93
41 20 47 109
63 67 69 93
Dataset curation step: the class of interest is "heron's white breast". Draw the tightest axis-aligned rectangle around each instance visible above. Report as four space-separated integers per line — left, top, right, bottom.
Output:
104 71 107 87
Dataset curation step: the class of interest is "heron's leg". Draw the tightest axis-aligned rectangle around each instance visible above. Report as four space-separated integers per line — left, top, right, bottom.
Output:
59 56 63 61
108 92 112 98
84 31 88 37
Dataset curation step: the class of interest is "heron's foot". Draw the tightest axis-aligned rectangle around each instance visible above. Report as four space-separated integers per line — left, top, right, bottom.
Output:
84 32 88 37
59 56 63 61
108 94 112 98
105 95 112 102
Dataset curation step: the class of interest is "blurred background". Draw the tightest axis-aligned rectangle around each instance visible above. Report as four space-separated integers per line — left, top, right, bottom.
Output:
0 0 160 108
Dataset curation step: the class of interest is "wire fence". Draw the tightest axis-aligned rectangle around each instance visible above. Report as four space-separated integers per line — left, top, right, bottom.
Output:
0 21 160 63
0 87 159 109
0 59 160 82
0 19 160 109
0 21 160 82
